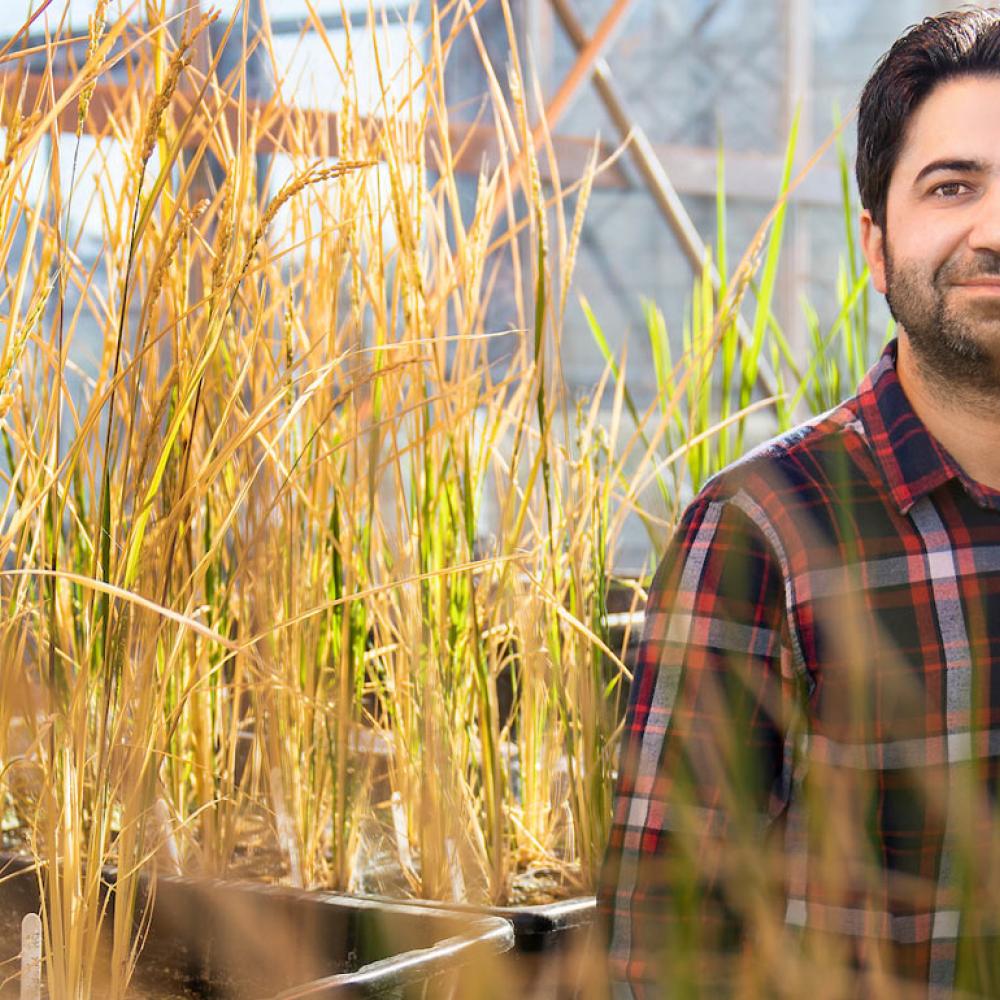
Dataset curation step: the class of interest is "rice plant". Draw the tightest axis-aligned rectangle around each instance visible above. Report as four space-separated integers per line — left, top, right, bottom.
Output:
0 0 629 949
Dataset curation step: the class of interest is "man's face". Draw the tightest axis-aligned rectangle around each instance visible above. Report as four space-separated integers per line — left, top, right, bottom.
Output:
861 75 1000 397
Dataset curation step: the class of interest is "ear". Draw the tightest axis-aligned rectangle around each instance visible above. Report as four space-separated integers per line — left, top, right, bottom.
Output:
861 209 888 294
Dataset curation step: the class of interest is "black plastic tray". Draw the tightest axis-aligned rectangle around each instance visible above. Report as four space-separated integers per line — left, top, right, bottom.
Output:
364 892 596 953
487 895 596 951
0 853 514 998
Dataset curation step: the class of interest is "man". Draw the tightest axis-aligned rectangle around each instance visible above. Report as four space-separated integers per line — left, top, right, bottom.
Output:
598 9 1000 997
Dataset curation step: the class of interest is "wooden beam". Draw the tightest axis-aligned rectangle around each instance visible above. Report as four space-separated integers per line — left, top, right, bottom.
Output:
482 0 636 231
535 0 634 136
449 119 842 206
2 70 841 206
545 0 706 271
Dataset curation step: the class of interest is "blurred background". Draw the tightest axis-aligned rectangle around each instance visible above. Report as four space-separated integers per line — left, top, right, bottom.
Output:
0 0 983 567
0 1 979 374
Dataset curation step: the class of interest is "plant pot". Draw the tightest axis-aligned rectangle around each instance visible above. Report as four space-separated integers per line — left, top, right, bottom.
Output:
0 853 514 998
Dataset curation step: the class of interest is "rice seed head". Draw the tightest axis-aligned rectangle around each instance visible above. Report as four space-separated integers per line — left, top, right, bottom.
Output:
507 65 547 254
0 288 46 421
138 14 215 169
4 111 41 168
283 288 295 409
147 198 209 311
247 160 376 264
87 1 109 62
338 90 354 159
559 150 596 321
463 169 495 317
414 123 426 251
211 180 234 300
139 51 191 169
77 0 110 137
110 602 132 678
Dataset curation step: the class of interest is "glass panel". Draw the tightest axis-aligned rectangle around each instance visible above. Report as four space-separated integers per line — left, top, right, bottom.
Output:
56 133 130 249
269 23 418 113
264 0 393 16
555 0 785 155
0 1 124 34
0 0 405 38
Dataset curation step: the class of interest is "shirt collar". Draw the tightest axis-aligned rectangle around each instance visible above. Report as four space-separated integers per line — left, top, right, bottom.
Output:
851 339 969 515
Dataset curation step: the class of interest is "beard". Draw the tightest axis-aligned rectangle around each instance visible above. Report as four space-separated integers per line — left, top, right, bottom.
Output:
884 245 1000 401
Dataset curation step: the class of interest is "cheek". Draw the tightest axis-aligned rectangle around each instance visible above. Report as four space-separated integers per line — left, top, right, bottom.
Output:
888 209 969 273
888 232 957 284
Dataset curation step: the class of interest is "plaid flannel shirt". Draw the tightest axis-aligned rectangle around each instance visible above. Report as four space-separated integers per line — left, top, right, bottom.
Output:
598 340 1000 998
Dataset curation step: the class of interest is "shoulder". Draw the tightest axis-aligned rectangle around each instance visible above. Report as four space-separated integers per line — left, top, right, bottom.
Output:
661 401 872 586
692 400 870 527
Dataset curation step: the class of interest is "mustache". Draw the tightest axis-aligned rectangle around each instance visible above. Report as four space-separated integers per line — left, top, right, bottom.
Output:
939 252 1000 283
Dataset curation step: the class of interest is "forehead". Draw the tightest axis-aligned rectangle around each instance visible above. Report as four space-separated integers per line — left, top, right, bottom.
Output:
894 75 1000 181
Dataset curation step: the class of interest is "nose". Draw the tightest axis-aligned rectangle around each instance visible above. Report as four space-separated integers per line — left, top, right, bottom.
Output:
967 181 1000 254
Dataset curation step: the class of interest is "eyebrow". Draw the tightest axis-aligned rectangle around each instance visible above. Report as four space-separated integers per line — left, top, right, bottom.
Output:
913 158 989 185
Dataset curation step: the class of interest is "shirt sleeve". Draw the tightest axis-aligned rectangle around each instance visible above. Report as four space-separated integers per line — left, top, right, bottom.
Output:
597 492 803 998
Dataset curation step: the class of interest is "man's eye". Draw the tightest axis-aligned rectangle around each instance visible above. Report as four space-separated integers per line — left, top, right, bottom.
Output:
932 181 969 198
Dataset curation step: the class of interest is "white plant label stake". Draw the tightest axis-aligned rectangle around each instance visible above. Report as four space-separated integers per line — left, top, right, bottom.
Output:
270 766 303 886
390 791 414 874
445 838 465 902
20 912 41 1000
346 832 366 894
153 797 182 874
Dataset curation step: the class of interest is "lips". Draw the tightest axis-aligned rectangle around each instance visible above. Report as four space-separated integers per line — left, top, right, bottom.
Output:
952 278 1000 288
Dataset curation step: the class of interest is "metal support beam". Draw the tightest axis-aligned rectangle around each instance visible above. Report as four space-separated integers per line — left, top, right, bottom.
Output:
545 0 779 399
533 0 635 138
545 0 708 273
485 0 636 229
781 0 812 361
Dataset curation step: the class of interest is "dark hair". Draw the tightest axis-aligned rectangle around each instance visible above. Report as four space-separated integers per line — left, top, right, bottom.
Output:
857 8 1000 230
